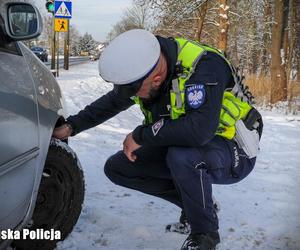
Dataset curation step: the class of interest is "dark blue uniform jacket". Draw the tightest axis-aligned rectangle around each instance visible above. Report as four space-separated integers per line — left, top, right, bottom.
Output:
67 36 234 147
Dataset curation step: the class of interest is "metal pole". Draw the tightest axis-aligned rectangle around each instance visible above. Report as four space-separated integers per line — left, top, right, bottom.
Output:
51 17 56 72
56 32 59 77
64 21 70 70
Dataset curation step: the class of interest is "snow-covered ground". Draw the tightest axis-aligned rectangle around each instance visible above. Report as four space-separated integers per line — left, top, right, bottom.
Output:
56 62 300 250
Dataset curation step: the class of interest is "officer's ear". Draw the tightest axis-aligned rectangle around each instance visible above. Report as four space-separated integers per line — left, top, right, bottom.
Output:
152 75 162 87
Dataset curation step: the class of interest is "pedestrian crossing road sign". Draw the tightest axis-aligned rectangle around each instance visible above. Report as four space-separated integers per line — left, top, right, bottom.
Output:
55 0 72 19
55 18 69 32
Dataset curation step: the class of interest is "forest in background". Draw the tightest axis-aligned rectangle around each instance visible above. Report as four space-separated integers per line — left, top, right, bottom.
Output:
107 0 300 110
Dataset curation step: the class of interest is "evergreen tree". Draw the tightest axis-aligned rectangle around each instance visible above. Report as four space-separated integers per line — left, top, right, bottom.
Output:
78 32 97 54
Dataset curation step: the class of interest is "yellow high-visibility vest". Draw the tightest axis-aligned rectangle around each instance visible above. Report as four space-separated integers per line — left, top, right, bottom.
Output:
134 38 253 140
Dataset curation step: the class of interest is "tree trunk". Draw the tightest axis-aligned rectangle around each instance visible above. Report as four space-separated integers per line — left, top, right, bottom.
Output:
298 61 300 81
270 0 288 104
218 0 229 53
261 0 272 76
286 0 297 81
294 0 300 81
251 20 259 74
282 0 290 78
194 2 208 42
230 0 239 66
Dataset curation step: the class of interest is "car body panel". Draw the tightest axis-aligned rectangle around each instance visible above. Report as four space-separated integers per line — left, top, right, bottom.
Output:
0 33 40 233
0 49 39 166
0 1 68 247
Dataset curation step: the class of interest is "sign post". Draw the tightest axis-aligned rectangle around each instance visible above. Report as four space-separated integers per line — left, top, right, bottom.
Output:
56 32 59 77
64 21 70 70
51 17 56 72
55 0 72 71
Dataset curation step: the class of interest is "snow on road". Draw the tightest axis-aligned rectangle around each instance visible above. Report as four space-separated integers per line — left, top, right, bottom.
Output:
56 62 300 250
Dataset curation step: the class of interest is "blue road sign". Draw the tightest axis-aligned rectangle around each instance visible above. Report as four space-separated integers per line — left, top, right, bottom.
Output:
55 0 72 19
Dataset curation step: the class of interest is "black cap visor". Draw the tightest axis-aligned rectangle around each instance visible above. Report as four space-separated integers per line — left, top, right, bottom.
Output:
113 58 159 98
113 80 143 98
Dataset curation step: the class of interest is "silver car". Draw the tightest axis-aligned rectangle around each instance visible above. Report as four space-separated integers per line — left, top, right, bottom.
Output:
0 1 85 249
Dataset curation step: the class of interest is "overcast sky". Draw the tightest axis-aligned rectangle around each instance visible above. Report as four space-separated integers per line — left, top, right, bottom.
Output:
36 0 133 41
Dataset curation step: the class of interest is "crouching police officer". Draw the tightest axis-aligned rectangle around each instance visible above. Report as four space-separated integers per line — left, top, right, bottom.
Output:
53 29 263 250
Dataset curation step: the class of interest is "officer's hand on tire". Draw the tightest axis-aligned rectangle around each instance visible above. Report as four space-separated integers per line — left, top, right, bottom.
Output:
52 123 73 140
123 132 141 162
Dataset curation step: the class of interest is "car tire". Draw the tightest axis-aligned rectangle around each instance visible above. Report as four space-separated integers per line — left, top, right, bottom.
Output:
13 139 85 250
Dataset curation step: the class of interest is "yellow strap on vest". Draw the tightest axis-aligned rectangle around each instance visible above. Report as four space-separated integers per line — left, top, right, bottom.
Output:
176 38 206 71
217 92 252 139
170 38 208 119
133 96 153 124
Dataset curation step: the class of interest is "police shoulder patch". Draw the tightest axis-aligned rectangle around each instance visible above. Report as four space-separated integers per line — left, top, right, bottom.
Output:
152 119 164 136
186 84 206 109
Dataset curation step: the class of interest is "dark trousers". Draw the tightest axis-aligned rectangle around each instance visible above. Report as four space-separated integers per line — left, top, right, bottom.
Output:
104 136 256 234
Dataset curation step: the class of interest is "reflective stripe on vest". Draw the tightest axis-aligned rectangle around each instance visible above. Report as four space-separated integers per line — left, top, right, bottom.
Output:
134 38 253 140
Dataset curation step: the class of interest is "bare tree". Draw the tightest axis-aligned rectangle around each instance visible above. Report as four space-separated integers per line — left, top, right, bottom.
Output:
260 0 272 76
125 3 151 29
107 0 300 104
194 2 208 41
270 0 288 103
69 25 81 56
41 15 53 48
218 0 229 52
106 1 153 41
149 0 213 41
290 0 300 81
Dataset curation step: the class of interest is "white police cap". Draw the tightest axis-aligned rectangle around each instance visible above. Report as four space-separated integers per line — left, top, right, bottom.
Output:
98 29 161 85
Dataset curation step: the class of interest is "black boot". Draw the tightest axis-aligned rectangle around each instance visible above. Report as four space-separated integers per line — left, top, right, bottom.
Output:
212 195 220 213
179 210 189 224
165 210 191 234
181 232 220 250
165 204 220 235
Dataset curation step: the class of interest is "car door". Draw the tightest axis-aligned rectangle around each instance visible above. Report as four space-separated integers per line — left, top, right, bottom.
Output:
0 16 39 230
